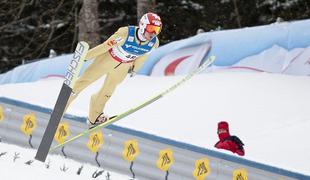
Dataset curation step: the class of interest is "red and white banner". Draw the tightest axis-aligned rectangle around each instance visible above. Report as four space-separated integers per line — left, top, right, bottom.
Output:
210 45 310 76
150 42 211 76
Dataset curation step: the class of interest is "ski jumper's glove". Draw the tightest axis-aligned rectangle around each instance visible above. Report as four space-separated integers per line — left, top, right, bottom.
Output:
128 52 152 78
128 65 136 77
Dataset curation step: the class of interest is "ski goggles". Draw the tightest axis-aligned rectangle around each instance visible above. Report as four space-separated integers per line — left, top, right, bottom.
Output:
146 24 161 35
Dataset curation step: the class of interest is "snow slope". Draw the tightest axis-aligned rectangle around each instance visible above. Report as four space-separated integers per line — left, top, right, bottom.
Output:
0 71 310 175
0 143 130 180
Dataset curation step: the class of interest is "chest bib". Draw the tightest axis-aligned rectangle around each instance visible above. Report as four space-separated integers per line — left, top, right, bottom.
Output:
109 26 156 63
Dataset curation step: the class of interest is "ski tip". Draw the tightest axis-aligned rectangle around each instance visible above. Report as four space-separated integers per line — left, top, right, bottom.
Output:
34 154 47 162
78 41 90 47
200 55 216 68
209 55 216 62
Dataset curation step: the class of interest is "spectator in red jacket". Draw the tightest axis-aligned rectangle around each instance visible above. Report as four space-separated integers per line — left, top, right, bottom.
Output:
214 121 245 156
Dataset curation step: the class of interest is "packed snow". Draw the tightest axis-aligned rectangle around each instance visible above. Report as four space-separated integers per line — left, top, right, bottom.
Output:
0 71 310 176
0 142 130 180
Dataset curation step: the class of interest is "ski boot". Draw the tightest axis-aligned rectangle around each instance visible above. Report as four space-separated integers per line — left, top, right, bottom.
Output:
88 113 109 129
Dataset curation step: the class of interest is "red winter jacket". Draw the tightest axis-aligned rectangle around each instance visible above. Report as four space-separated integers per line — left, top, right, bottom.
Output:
214 121 245 156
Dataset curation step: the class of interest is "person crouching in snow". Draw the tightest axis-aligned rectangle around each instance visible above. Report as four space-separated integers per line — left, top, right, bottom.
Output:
214 121 245 156
64 12 162 129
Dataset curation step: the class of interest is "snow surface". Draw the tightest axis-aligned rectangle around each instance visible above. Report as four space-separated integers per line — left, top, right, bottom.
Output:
0 142 130 180
0 71 310 176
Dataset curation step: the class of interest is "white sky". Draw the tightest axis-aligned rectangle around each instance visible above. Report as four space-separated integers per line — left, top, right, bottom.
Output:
1 71 310 176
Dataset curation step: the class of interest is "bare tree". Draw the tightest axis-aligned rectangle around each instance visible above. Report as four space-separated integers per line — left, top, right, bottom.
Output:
233 0 242 28
78 0 100 48
137 0 156 22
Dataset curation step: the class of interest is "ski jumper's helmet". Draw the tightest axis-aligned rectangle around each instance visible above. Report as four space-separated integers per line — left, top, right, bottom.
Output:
139 12 162 36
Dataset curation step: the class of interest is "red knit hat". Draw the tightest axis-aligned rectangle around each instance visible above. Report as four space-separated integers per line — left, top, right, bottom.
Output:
217 121 230 140
218 121 229 131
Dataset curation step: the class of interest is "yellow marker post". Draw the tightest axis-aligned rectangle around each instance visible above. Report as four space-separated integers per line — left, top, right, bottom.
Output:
87 131 104 153
0 106 4 122
21 113 36 136
233 168 248 180
156 148 174 172
193 158 211 180
20 113 36 148
87 131 104 167
122 139 140 162
54 122 70 144
122 139 140 178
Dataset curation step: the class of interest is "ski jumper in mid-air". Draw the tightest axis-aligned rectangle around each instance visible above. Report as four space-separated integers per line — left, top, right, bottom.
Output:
65 12 162 128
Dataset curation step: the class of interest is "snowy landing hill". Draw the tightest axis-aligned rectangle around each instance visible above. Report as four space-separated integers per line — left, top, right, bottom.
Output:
0 71 310 176
0 142 130 180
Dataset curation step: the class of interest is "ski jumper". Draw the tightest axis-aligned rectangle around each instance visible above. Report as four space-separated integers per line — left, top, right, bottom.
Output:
66 26 159 123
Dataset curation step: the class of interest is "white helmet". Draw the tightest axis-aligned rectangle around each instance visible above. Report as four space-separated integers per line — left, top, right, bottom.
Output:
139 12 162 36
